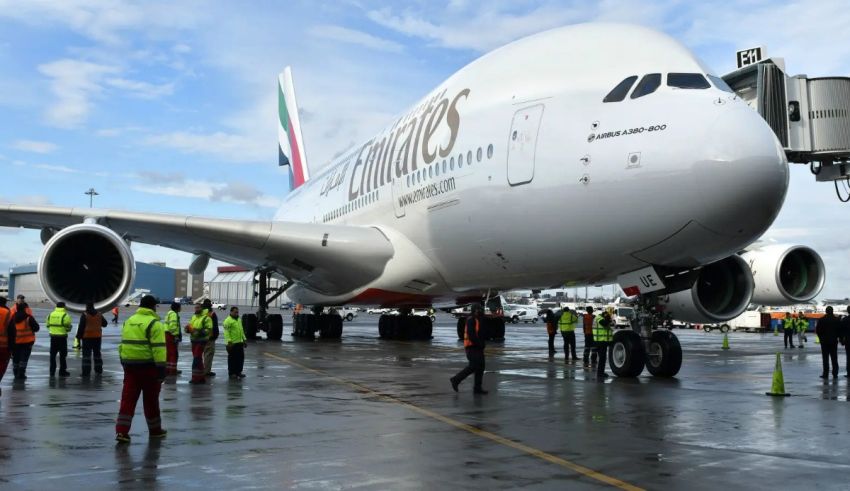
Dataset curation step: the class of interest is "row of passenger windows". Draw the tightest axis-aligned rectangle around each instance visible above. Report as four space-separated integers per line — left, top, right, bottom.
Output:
322 190 379 223
603 72 734 103
406 143 494 188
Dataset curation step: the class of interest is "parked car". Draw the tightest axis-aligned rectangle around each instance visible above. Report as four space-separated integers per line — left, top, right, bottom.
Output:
327 306 358 321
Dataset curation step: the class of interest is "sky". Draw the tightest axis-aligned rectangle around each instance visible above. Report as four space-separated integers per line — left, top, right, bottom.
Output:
0 0 848 299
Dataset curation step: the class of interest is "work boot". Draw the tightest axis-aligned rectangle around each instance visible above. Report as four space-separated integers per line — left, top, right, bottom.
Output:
115 433 131 443
237 373 246 379
473 388 488 394
207 372 217 377
59 371 71 377
597 373 609 379
450 377 459 392
149 429 167 439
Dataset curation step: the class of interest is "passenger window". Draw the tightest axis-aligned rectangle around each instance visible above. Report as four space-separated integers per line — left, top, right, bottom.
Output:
631 74 661 99
707 74 734 93
603 76 638 103
667 73 710 89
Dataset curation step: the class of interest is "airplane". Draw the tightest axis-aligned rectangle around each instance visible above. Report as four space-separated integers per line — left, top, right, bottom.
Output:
0 23 825 378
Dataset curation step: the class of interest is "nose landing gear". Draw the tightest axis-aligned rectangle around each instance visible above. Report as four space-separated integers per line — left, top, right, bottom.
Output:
609 294 683 378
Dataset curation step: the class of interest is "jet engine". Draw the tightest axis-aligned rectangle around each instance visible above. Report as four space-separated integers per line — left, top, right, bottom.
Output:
740 244 825 305
660 255 754 323
38 223 135 312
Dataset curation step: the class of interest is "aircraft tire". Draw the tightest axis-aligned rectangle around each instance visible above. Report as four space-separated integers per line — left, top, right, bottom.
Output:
266 314 283 341
645 330 682 377
610 330 646 378
242 313 258 340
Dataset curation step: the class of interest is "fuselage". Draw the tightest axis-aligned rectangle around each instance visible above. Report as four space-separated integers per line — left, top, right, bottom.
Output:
276 23 788 307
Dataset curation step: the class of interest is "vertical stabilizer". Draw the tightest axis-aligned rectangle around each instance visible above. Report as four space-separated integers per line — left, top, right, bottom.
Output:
278 67 310 190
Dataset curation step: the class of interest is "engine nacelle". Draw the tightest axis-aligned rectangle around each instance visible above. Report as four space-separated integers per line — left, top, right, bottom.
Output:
38 223 135 313
740 244 825 305
661 255 754 323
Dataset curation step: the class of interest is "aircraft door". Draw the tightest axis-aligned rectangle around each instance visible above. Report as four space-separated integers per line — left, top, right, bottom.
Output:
507 104 544 186
391 176 406 218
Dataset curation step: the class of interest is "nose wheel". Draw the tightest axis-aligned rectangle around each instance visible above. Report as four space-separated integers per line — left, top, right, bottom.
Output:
609 293 683 378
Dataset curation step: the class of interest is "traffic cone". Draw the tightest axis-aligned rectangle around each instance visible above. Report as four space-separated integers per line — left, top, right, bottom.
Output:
766 352 790 397
815 335 820 345
721 333 730 350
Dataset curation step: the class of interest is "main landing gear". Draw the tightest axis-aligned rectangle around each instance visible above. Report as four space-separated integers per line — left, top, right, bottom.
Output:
455 315 506 342
242 269 290 341
292 306 343 339
378 309 433 340
609 294 682 378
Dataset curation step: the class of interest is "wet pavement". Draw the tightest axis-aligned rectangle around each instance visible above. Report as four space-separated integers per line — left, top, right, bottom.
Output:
1 308 849 490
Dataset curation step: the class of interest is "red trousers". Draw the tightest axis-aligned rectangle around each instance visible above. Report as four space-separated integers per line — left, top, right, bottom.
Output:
0 347 9 382
191 342 206 382
115 365 163 434
165 332 179 375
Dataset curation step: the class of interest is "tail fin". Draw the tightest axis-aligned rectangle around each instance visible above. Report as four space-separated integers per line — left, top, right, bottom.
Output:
278 67 310 190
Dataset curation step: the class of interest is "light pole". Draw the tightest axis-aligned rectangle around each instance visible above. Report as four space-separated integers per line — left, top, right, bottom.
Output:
85 188 99 208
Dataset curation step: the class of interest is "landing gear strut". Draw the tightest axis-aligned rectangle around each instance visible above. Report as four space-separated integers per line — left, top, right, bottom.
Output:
609 293 682 378
241 269 290 341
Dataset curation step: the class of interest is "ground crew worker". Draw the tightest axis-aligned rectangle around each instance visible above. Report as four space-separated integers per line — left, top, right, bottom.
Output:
10 302 39 380
582 306 598 368
841 306 850 378
115 295 167 443
783 312 796 349
816 306 840 379
558 307 579 363
185 303 212 384
543 309 557 355
796 313 808 348
164 303 182 376
10 294 33 317
46 302 73 377
201 299 219 378
223 306 247 379
112 306 120 324
0 297 11 396
76 302 107 377
593 311 614 379
450 304 488 394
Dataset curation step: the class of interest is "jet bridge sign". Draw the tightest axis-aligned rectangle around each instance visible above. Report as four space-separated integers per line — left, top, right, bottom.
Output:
736 46 766 69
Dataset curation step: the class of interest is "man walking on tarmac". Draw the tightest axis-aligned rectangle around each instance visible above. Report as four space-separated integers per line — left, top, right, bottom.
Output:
450 304 488 394
543 309 557 356
558 307 579 363
9 302 38 380
76 302 108 377
0 297 11 396
840 306 850 377
201 299 219 378
593 310 614 379
582 306 598 368
816 306 841 379
46 301 73 377
112 306 120 325
223 306 247 379
796 313 808 348
115 295 167 443
164 302 182 376
186 303 212 384
782 312 796 349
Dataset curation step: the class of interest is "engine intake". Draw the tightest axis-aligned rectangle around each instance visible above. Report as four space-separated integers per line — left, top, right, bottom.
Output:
661 255 754 323
740 244 825 305
38 223 135 312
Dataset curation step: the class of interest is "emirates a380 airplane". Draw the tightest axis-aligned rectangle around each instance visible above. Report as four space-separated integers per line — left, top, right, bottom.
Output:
0 23 824 377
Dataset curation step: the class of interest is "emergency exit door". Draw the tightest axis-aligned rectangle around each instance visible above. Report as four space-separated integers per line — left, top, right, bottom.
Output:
507 104 544 186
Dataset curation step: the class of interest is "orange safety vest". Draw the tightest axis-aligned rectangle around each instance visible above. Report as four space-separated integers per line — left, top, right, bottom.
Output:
112 307 119 316
83 313 105 339
15 317 35 344
463 319 480 348
583 314 594 335
0 306 10 349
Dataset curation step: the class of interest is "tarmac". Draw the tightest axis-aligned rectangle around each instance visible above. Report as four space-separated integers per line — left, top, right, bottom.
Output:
1 307 850 490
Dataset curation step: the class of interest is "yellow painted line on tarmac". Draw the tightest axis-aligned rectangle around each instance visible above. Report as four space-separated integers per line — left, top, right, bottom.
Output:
264 351 644 491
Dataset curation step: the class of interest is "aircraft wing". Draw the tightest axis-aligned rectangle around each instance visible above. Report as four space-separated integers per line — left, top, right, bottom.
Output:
0 204 394 295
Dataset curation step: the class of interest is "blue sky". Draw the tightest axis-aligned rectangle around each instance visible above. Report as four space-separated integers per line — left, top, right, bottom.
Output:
0 0 848 299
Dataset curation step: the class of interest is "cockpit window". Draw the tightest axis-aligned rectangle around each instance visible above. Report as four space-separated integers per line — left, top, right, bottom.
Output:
707 74 735 93
603 76 638 103
630 73 661 99
667 73 711 89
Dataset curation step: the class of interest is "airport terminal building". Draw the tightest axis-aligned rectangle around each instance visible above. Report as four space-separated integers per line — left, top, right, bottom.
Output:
208 266 290 308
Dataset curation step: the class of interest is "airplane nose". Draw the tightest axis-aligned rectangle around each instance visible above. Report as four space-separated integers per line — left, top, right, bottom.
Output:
694 106 789 238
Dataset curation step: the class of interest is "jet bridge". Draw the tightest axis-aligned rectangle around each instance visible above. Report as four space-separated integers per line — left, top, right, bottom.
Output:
723 47 850 201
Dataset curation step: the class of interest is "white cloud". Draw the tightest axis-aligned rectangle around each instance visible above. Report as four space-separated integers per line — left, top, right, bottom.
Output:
144 131 268 164
105 77 175 99
131 175 282 208
11 139 57 154
309 25 404 53
38 59 119 128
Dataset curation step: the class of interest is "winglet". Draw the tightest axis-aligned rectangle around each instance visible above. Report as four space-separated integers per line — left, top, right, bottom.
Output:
278 67 310 190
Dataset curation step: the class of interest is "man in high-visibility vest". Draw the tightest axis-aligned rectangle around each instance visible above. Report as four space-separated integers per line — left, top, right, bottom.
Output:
450 304 488 394
115 295 167 443
783 312 796 349
201 299 219 378
558 307 579 363
796 314 808 349
0 297 11 396
164 302 182 376
593 311 614 378
223 306 247 379
582 306 598 368
76 302 108 377
46 302 73 377
9 302 38 380
185 303 212 384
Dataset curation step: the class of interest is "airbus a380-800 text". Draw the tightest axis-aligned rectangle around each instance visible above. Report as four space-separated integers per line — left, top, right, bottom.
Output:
0 23 824 377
